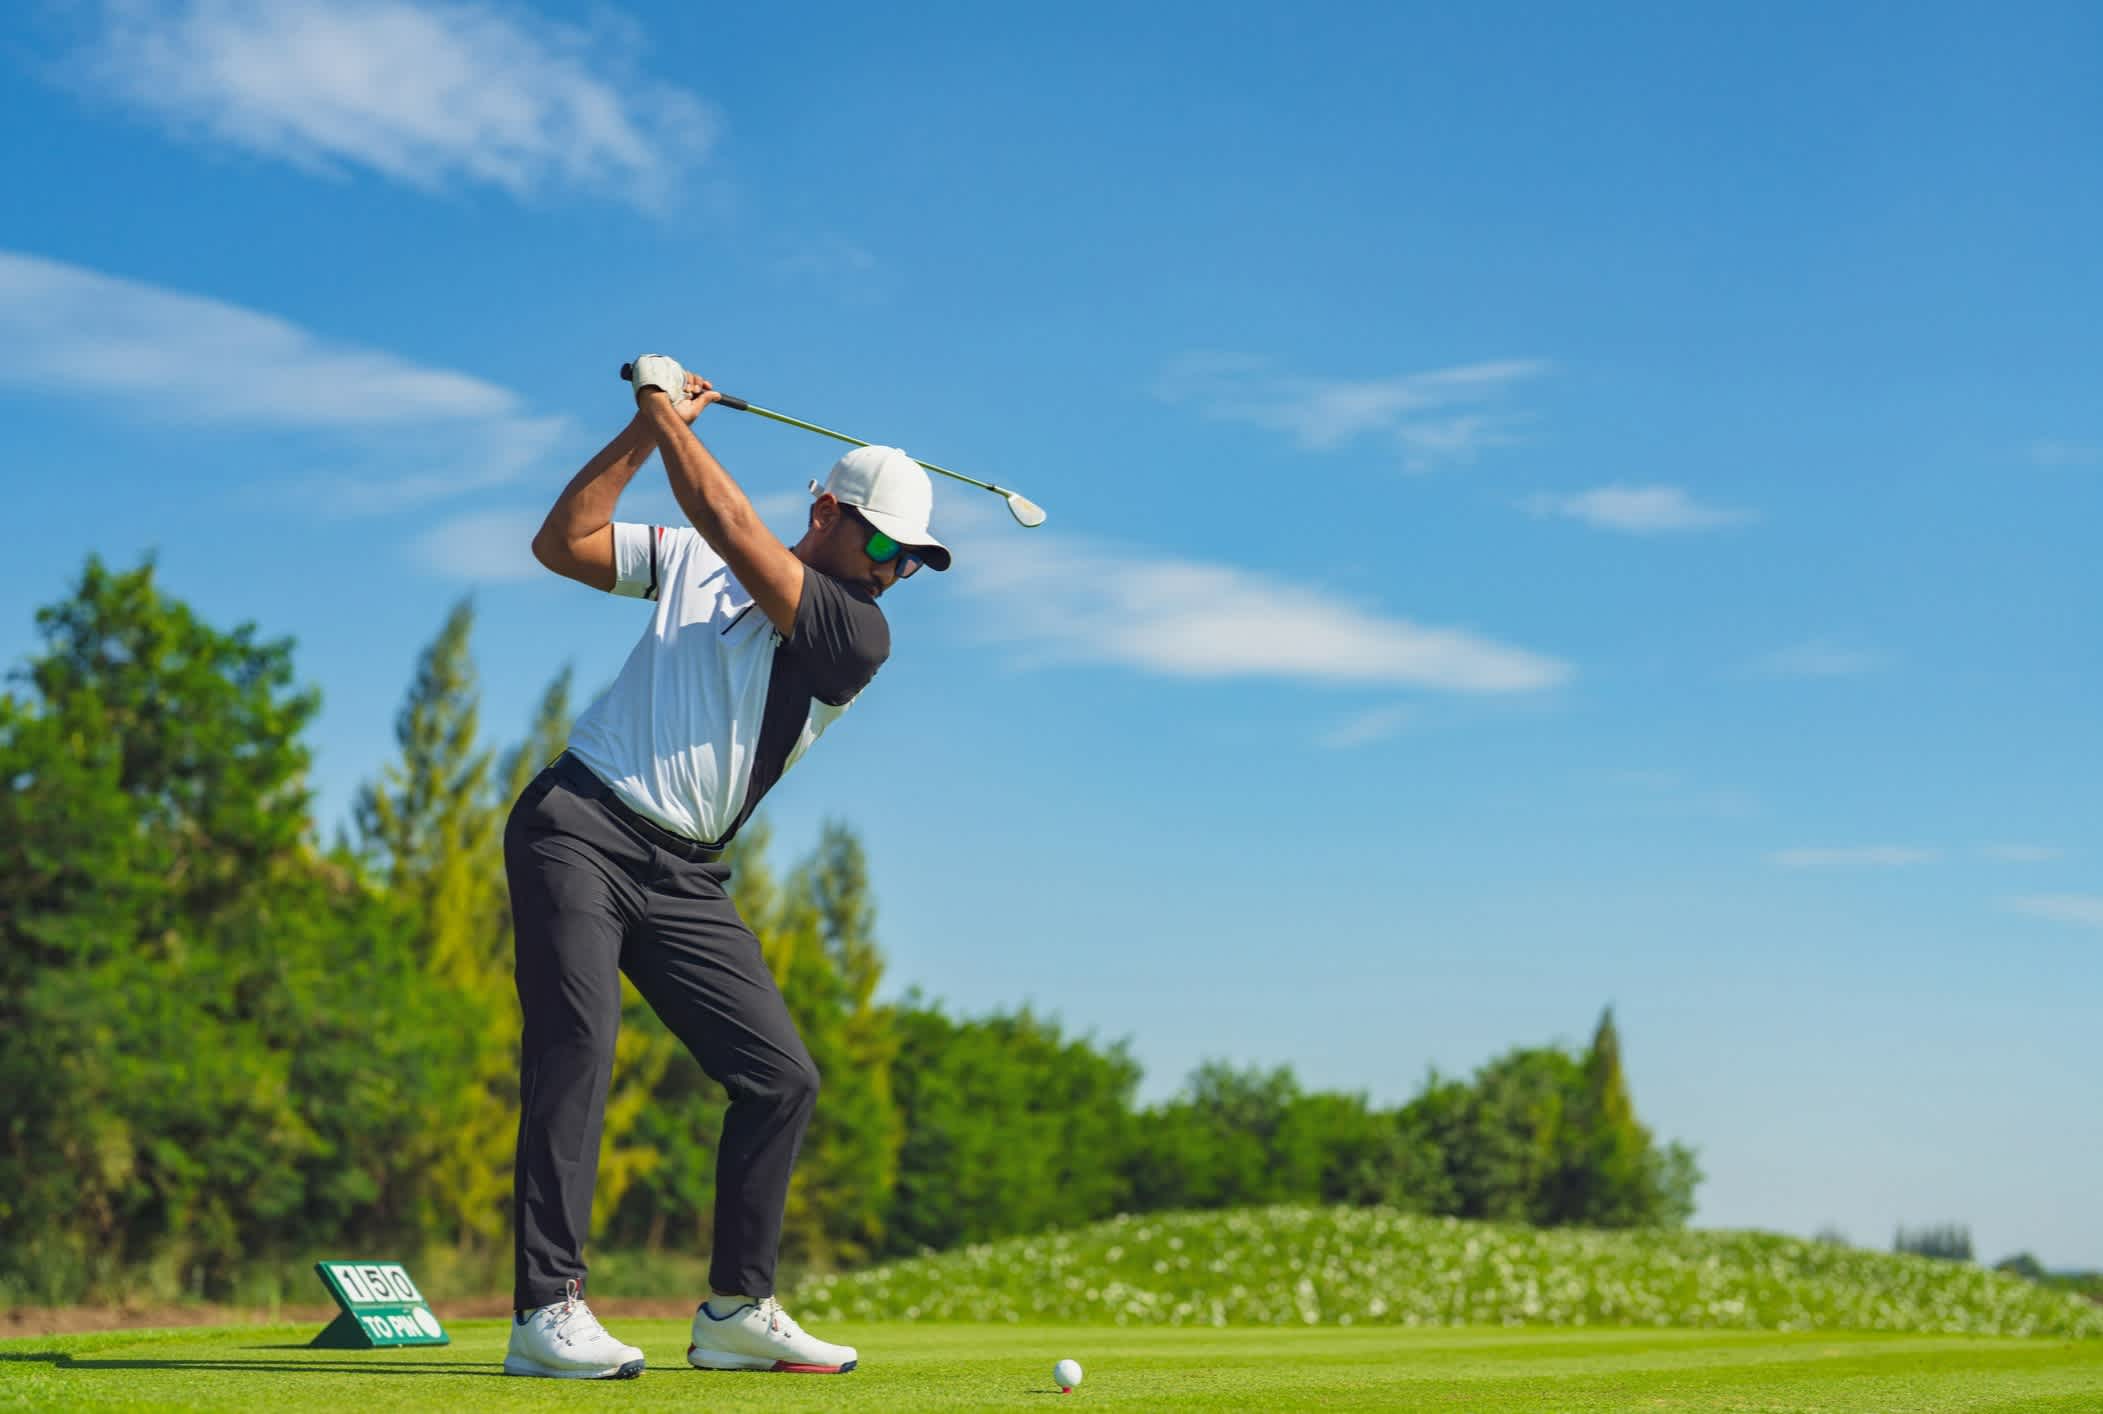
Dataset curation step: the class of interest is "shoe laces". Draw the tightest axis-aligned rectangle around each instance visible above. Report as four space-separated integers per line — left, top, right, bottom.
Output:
755 1295 803 1340
551 1281 611 1347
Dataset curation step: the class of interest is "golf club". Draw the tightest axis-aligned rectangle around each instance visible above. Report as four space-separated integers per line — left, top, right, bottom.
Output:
619 363 1047 528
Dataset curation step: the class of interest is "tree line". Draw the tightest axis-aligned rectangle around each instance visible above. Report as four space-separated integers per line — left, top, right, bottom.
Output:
0 559 1699 1301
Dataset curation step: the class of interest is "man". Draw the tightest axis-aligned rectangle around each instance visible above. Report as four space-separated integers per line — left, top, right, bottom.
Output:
500 354 950 1379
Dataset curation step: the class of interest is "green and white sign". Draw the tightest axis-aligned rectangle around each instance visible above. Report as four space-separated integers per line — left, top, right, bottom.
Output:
309 1261 449 1348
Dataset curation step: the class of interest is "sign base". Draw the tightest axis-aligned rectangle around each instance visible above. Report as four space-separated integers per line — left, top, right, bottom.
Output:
309 1260 449 1347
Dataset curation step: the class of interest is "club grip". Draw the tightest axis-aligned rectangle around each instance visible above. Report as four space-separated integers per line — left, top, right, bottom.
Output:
616 365 748 412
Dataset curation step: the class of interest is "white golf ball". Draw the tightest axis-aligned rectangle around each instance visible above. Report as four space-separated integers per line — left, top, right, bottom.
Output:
1054 1357 1084 1390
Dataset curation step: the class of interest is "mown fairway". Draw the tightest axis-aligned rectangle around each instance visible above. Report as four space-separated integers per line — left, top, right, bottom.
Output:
6 1320 2102 1411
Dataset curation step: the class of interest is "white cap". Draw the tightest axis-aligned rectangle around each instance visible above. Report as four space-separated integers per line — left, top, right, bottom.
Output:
810 445 952 571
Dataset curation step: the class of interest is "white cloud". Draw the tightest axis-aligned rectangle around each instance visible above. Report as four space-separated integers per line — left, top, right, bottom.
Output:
2007 894 2103 928
952 525 1569 692
0 249 569 510
73 0 715 210
1521 484 1753 534
1771 846 1939 869
413 507 543 581
0 249 514 425
1155 353 1546 470
1981 844 2067 863
1751 638 1888 678
2028 440 2102 468
1318 704 1412 749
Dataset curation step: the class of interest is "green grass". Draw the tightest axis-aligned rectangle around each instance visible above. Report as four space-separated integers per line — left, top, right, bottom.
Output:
6 1320 2103 1411
791 1207 2103 1339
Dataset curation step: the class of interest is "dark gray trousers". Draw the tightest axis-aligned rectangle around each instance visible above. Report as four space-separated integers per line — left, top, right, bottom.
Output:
504 755 819 1310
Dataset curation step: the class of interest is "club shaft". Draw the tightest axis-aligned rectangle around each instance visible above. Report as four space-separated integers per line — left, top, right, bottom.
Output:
730 402 1012 498
617 362 1039 516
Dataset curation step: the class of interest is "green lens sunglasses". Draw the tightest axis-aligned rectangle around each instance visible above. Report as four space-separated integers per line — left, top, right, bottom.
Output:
846 507 925 577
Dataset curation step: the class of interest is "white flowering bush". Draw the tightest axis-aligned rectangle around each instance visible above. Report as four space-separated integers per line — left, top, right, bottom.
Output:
790 1206 2103 1338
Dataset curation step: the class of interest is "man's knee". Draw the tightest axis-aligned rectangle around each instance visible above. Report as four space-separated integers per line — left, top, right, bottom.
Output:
740 1052 819 1113
780 1055 821 1109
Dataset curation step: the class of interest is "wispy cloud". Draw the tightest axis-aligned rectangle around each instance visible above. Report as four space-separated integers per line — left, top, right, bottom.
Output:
951 521 1570 692
1318 704 1412 749
1981 843 2067 863
1750 637 1888 678
2006 894 2103 928
0 249 568 510
776 235 877 278
1584 767 1759 820
772 234 890 305
1521 484 1754 534
69 1 715 211
1771 846 1939 869
412 507 542 582
0 249 513 424
2028 440 2102 468
1155 353 1546 471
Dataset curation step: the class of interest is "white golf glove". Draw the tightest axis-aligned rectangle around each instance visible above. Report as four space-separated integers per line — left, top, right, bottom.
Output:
628 353 689 400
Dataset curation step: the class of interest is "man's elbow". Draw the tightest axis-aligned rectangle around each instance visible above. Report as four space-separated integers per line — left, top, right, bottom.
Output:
531 528 567 574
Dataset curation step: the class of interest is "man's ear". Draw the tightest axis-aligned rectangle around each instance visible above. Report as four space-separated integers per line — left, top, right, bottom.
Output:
810 493 843 532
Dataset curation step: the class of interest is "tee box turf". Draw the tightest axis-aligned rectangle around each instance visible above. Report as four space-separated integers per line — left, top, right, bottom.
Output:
308 1261 449 1348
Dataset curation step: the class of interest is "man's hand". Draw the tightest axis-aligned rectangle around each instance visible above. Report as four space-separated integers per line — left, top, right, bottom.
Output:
629 354 721 426
669 372 721 426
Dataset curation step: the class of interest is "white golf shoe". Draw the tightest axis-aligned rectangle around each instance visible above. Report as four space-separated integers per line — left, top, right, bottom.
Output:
687 1295 858 1373
503 1280 645 1379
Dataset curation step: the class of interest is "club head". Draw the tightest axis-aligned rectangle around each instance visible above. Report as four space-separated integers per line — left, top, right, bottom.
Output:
1005 493 1047 528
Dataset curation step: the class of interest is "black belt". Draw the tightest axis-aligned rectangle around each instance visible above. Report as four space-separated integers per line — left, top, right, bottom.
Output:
551 753 726 862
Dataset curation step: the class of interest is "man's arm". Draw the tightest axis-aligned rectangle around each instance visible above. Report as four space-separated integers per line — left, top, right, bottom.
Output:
636 389 806 635
531 416 656 591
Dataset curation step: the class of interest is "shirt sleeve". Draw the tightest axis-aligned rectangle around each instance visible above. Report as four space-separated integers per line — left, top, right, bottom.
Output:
787 563 891 706
609 523 675 600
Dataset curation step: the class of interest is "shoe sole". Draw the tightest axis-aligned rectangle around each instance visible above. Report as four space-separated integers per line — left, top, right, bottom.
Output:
503 1355 646 1380
687 1345 856 1374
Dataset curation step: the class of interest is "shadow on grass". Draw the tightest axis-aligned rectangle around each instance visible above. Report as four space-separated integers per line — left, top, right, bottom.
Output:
0 1351 500 1377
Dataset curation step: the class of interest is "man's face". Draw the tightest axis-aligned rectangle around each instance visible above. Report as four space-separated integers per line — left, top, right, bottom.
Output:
813 497 922 598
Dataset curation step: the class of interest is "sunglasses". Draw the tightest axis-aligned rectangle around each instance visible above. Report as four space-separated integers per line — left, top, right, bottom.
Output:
843 506 925 578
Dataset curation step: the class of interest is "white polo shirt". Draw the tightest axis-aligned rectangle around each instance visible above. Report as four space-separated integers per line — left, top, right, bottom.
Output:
565 521 889 845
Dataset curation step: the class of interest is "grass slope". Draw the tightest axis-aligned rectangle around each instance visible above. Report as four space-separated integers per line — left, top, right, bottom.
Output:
793 1207 2103 1339
6 1320 2103 1411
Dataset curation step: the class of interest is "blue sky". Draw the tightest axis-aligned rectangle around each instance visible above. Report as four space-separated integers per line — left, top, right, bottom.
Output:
3 2 2098 1265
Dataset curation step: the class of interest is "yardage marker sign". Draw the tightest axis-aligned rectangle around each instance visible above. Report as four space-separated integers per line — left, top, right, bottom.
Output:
310 1261 449 1348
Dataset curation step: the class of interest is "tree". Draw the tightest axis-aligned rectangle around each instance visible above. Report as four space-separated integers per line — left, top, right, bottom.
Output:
889 1003 1140 1253
1895 1224 1974 1262
1129 1063 1319 1212
500 665 574 804
352 600 520 1243
0 558 471 1296
1394 1014 1699 1229
1994 1252 2046 1282
779 824 904 1264
1555 1008 1658 1225
355 598 498 991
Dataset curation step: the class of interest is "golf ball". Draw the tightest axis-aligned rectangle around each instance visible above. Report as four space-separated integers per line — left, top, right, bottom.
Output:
1054 1357 1083 1391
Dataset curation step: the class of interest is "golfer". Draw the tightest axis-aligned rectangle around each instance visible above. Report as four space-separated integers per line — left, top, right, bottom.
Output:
499 354 949 1379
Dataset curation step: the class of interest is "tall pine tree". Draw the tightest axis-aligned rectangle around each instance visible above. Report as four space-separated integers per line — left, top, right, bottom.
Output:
353 600 515 1241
